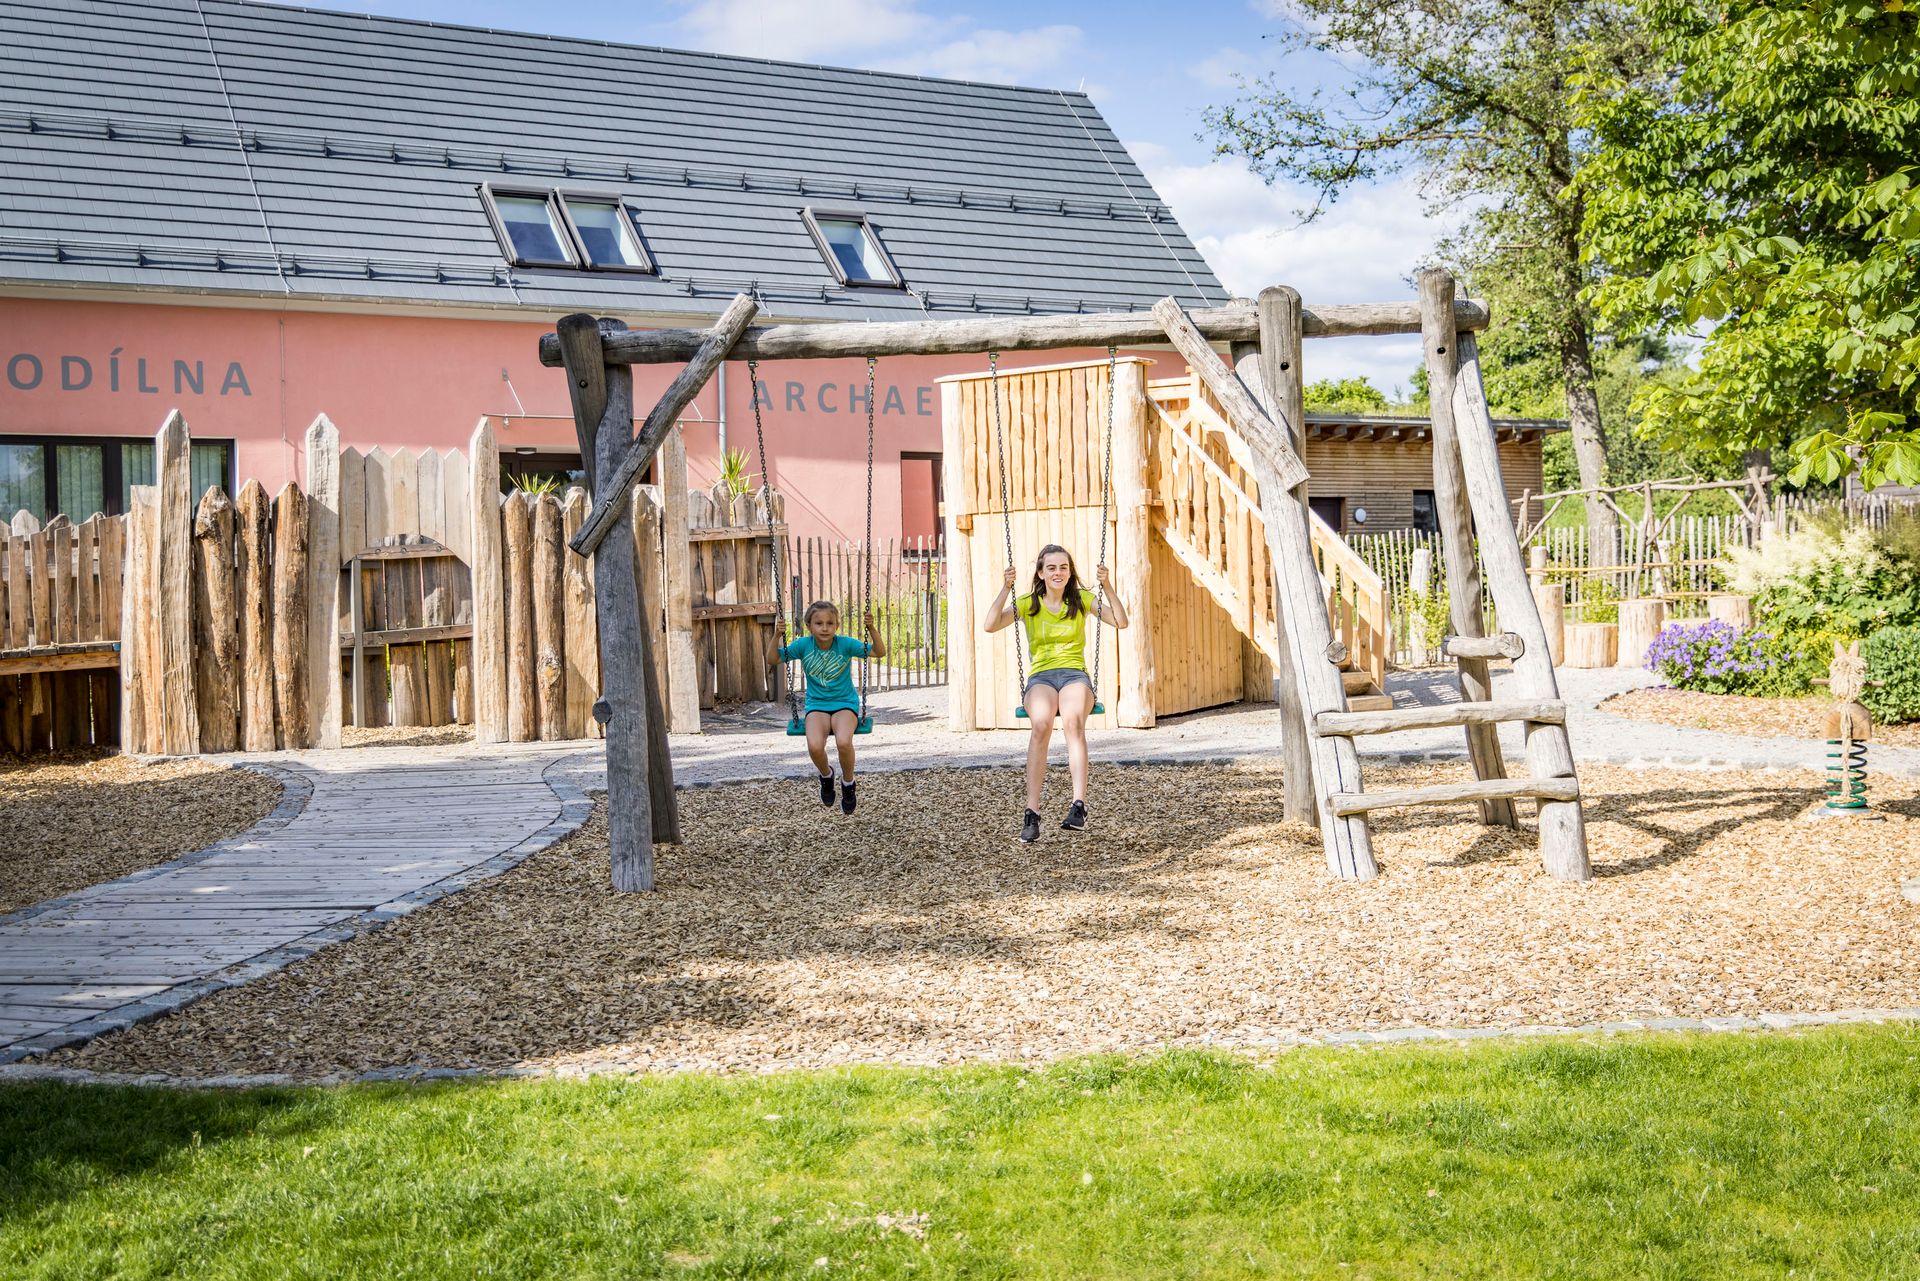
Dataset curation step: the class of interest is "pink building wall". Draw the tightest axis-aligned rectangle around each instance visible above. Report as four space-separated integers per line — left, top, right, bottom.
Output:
1 297 1139 546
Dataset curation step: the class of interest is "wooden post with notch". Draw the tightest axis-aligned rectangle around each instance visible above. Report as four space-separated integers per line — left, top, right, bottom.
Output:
1152 296 1375 878
1240 288 1318 825
1452 330 1591 881
1419 270 1516 826
557 314 671 890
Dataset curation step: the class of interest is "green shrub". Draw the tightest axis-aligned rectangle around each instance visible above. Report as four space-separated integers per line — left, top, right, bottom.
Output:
1863 626 1920 724
1722 511 1920 637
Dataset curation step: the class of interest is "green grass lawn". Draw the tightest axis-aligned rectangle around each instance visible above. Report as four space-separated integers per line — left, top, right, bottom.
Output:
5 1025 1918 1279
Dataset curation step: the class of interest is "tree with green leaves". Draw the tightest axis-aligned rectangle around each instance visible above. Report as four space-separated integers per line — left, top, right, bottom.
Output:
1303 376 1391 413
1206 0 1642 554
1579 0 1920 491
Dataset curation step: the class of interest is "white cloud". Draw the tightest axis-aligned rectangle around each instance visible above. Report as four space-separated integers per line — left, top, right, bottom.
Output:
1187 47 1257 89
1140 153 1471 389
882 24 1083 84
677 0 939 61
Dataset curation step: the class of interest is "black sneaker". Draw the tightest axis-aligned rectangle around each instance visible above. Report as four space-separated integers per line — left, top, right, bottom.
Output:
818 773 836 807
1018 809 1042 843
840 781 858 816
1061 800 1088 831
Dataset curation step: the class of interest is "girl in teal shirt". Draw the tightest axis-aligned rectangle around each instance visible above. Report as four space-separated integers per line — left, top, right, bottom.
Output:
768 600 888 814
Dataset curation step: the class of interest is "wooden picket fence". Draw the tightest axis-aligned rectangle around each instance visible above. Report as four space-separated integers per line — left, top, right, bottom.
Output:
0 410 808 756
0 510 126 753
784 535 947 691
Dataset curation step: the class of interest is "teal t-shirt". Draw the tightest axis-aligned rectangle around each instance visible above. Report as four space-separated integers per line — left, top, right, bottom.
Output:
782 634 871 712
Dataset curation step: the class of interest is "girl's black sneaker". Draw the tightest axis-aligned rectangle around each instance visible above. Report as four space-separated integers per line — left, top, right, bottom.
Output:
1018 809 1042 843
841 780 858 815
1061 800 1088 831
818 773 836 807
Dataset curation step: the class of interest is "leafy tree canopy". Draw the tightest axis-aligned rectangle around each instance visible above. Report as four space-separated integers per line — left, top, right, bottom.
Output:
1578 0 1920 489
1303 377 1392 413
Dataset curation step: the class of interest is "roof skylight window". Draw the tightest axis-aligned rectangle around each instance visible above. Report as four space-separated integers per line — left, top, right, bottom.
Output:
482 185 655 274
803 209 903 288
561 196 653 273
487 189 576 267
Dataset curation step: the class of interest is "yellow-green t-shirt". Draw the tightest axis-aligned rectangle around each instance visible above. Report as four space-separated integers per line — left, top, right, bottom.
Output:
1017 590 1096 675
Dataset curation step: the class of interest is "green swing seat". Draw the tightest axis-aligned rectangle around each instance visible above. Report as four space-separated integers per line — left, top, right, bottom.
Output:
787 714 873 736
1014 703 1103 719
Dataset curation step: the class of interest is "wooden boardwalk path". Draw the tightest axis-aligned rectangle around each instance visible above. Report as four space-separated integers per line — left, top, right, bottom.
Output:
0 747 588 1062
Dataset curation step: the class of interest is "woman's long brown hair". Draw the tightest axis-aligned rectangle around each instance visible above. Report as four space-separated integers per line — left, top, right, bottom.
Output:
1025 543 1085 618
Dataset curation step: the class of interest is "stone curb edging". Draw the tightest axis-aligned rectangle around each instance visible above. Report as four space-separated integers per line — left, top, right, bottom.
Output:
0 761 315 931
2 1004 1914 1091
0 753 596 1066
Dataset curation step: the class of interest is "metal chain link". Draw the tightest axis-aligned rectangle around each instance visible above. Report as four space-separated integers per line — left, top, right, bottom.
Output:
748 359 804 726
1089 344 1117 701
860 355 875 723
988 350 1028 696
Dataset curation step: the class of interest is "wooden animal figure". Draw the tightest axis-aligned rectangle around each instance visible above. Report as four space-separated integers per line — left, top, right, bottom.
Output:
1820 639 1874 743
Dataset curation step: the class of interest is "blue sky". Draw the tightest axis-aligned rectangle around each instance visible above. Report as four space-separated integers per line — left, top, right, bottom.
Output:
325 0 1458 392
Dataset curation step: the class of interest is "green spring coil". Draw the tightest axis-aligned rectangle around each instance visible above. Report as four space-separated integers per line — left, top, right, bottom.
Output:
1824 737 1869 810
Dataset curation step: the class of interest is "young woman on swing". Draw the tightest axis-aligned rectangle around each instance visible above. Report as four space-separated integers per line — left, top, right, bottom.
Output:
983 544 1129 843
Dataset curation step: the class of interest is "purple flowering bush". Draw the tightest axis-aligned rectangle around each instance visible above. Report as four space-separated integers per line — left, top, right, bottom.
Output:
1643 620 1805 696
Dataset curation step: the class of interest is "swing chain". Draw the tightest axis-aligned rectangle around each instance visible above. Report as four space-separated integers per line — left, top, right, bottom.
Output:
748 359 803 727
860 354 875 724
1089 343 1117 702
988 349 1028 696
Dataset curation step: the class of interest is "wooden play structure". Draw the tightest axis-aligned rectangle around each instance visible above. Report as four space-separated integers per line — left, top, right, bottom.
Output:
938 356 1392 730
540 271 1592 891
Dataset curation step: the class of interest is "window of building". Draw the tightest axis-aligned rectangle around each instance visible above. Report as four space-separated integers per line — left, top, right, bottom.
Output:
485 189 577 267
1308 496 1344 531
802 209 903 287
1413 489 1438 535
560 196 652 272
899 451 942 553
482 186 655 273
0 435 233 523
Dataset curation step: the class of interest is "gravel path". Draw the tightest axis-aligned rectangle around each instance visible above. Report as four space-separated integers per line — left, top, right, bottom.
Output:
49 760 1920 1080
555 665 1920 798
11 664 1916 1073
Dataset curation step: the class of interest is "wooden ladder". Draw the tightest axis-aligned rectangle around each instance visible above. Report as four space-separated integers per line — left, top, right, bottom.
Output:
1151 280 1591 884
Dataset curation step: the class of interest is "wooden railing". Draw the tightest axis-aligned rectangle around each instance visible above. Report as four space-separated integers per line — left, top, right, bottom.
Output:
1146 375 1390 691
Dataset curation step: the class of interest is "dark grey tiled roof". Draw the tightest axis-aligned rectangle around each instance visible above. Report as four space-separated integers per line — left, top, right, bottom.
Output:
0 0 1226 321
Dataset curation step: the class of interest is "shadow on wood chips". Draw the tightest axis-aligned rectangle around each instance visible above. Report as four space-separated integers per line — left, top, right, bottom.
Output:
50 760 1920 1079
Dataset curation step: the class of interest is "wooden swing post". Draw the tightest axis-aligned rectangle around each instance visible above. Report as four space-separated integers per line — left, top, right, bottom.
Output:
1151 296 1376 879
557 315 668 890
1418 269 1516 828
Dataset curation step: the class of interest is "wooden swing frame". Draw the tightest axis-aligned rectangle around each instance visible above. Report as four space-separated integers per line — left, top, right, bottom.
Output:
541 277 1590 893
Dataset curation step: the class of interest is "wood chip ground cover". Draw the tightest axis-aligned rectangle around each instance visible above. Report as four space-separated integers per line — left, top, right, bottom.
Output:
1602 687 1920 747
53 761 1920 1079
0 752 283 915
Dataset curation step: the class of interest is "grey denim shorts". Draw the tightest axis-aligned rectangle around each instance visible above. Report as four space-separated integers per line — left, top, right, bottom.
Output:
1025 667 1093 696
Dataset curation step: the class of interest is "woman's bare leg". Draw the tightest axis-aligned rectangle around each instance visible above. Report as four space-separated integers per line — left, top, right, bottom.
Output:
1023 683 1059 811
1057 681 1095 802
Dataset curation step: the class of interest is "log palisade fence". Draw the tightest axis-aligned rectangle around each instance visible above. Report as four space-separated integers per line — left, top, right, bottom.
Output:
0 411 760 758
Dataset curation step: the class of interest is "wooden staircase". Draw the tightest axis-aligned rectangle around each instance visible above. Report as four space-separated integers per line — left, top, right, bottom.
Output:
1145 372 1392 712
